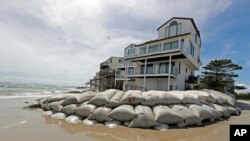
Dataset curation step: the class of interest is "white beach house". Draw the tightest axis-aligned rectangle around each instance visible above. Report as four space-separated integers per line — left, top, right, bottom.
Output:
115 17 202 91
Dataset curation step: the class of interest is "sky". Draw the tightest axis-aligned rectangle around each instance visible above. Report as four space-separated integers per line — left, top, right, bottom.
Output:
0 0 249 90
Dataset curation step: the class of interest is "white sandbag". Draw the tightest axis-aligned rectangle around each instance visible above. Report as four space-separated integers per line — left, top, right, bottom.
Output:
61 104 77 115
153 124 169 131
185 90 210 104
186 90 210 100
187 104 214 121
153 105 184 124
141 91 161 106
41 103 50 111
65 115 82 123
48 101 63 112
108 105 137 121
123 121 130 127
158 92 182 104
75 104 96 117
42 111 54 116
169 91 201 105
223 105 237 115
169 104 201 126
88 107 112 122
211 90 236 106
88 89 118 106
105 91 125 107
120 90 144 105
129 105 160 128
38 98 47 106
61 92 96 106
208 103 230 118
83 119 97 125
226 98 236 107
45 94 72 103
201 104 222 119
51 112 67 120
203 90 227 104
235 107 241 116
104 120 121 128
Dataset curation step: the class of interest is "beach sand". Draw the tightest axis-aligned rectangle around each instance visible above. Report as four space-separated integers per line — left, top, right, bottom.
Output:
0 98 250 141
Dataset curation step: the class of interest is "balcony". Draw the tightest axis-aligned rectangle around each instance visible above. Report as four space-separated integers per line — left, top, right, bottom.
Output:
99 69 115 76
127 66 178 78
125 37 190 59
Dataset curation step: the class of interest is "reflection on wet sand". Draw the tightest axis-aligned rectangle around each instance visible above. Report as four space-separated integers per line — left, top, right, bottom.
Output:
42 114 236 141
41 100 250 141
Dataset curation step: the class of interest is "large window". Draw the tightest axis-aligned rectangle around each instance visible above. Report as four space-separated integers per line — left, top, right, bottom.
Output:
163 41 178 51
140 47 147 55
140 64 153 74
148 45 160 53
127 48 135 56
166 21 182 37
169 24 177 37
159 63 168 73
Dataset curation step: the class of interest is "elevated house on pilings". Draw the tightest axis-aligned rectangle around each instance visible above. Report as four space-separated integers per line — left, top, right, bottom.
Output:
115 17 202 91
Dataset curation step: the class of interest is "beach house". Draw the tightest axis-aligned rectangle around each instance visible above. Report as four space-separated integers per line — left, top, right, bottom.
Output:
89 56 122 91
115 17 202 91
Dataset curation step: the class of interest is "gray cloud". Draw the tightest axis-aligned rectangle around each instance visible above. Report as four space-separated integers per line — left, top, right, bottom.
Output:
0 0 232 86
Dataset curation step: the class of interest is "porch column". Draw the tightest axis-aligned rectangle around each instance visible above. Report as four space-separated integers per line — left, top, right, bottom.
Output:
168 55 172 91
123 66 127 91
143 58 147 91
114 68 117 87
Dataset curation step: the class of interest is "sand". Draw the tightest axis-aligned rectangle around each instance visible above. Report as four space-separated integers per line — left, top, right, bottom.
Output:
0 98 250 141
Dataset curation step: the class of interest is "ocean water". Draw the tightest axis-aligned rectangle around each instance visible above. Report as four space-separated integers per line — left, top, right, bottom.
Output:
0 82 74 99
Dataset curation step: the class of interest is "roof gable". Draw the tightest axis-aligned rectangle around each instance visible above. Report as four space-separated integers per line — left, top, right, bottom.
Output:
157 17 200 37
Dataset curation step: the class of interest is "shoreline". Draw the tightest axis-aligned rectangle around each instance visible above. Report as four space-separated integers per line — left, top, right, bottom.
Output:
0 98 250 141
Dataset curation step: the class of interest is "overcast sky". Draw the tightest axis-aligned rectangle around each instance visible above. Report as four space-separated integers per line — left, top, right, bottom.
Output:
0 0 249 90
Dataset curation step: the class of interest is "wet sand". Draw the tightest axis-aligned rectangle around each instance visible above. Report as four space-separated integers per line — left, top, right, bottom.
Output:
0 98 250 141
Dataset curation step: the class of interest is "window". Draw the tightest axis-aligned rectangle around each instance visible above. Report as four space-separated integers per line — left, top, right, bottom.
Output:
140 47 147 55
178 62 181 74
169 24 177 37
180 39 184 50
159 63 168 73
140 64 153 74
163 42 171 50
189 40 195 57
146 64 153 74
140 65 144 74
163 41 179 51
148 45 160 53
171 41 178 49
128 68 134 75
127 48 135 56
170 85 173 91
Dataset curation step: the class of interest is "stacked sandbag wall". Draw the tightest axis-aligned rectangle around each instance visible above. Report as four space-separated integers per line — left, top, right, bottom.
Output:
38 89 241 130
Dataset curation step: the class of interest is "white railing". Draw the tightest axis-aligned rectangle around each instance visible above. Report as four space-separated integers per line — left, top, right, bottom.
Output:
128 66 178 77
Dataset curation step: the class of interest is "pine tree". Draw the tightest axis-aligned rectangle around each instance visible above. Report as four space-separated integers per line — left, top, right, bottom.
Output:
200 59 242 92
